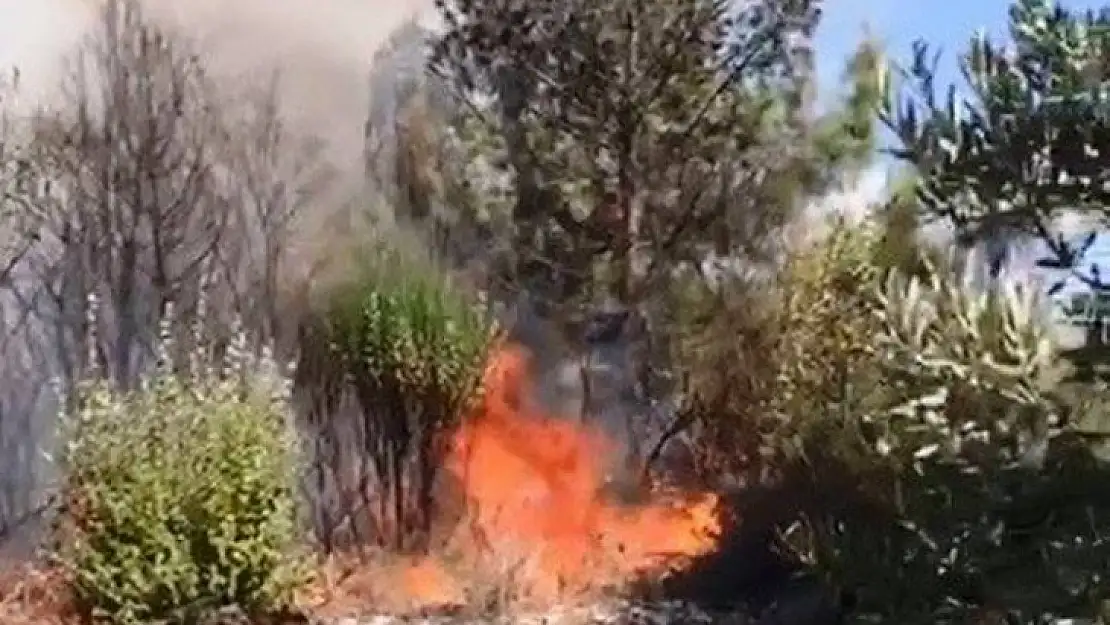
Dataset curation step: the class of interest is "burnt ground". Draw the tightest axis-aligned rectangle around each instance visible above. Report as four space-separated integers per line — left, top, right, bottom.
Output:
642 488 857 625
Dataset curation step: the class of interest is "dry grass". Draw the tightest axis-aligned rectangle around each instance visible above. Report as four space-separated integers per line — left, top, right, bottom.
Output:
0 562 77 625
299 540 637 622
0 555 397 624
0 497 706 624
300 549 455 620
0 548 587 623
0 553 410 625
301 547 532 619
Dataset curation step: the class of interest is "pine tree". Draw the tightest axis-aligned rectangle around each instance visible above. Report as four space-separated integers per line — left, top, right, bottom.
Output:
427 0 827 319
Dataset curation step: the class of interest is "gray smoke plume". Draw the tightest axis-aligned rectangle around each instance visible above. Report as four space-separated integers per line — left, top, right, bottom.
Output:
0 0 438 558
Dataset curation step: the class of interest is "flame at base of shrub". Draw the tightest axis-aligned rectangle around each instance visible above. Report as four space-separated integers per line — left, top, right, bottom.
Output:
402 344 724 607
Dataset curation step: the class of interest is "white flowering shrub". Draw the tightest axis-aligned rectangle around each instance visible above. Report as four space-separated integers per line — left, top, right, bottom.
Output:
55 326 308 625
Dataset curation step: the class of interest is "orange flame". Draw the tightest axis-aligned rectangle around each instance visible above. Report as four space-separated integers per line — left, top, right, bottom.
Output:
403 343 722 606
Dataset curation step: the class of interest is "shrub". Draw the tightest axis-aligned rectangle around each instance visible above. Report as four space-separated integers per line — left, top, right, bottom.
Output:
296 238 492 550
56 353 307 625
760 217 1110 623
857 248 1110 624
657 218 890 484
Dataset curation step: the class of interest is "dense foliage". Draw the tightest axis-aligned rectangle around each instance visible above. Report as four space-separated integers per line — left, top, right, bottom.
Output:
58 342 306 625
882 0 1110 291
295 240 493 551
768 220 1110 624
423 0 878 317
2 0 1110 623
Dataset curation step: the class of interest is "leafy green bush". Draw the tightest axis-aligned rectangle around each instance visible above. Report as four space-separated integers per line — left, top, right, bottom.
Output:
656 218 890 483
758 217 1110 624
57 361 307 625
859 248 1110 624
296 239 492 550
322 245 491 407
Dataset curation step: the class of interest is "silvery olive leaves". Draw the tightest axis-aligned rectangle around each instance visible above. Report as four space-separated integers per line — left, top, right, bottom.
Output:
874 249 1065 474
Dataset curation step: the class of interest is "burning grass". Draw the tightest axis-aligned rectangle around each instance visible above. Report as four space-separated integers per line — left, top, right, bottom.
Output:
395 344 721 607
0 562 80 625
306 343 726 619
2 342 727 624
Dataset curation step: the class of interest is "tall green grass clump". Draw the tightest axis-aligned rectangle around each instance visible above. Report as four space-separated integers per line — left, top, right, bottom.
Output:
322 244 491 410
56 324 307 625
297 238 493 550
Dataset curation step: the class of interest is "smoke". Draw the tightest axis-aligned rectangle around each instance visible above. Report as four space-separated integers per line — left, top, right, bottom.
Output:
0 0 436 163
0 0 439 558
140 0 436 165
0 0 661 552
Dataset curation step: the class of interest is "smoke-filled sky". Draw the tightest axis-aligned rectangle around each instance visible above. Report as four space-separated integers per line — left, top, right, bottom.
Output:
0 0 435 161
0 0 1107 300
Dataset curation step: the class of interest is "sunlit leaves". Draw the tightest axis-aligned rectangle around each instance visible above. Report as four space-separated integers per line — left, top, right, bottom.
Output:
315 245 492 418
880 0 1110 281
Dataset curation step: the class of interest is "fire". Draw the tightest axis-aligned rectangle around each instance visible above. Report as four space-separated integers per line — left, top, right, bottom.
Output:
402 342 722 607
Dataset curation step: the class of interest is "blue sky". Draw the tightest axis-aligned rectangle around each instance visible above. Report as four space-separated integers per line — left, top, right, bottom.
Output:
814 0 1104 120
814 0 1109 306
815 1 1024 102
816 0 1104 92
